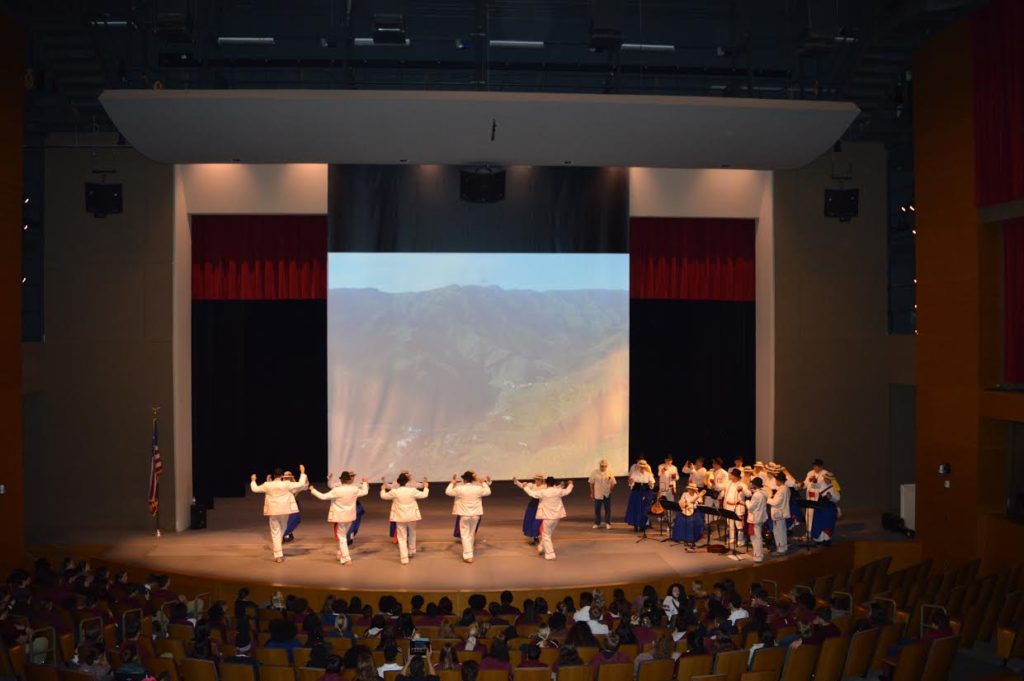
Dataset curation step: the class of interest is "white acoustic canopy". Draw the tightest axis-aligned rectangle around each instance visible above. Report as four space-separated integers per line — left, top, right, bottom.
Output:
100 89 858 169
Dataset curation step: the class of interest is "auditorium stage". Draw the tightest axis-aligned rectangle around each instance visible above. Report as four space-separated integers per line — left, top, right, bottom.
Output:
69 482 884 594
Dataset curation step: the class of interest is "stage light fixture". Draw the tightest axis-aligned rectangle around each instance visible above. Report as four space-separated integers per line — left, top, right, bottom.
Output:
489 40 545 49
354 37 409 47
372 1 406 46
217 36 275 45
621 43 675 53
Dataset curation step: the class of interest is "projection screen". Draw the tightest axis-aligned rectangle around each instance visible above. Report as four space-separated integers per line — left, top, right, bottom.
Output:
327 252 628 481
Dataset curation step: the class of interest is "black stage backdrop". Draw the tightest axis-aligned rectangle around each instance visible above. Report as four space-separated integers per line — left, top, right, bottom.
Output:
192 301 326 506
629 299 755 461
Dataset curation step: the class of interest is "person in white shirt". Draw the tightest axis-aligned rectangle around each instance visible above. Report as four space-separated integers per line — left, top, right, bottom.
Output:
662 583 684 623
747 477 769 563
516 476 573 560
587 605 610 635
249 464 308 562
625 459 656 532
657 456 679 501
682 457 708 490
721 468 748 550
727 594 749 624
380 472 429 565
445 470 492 563
767 471 791 554
308 471 369 565
588 459 617 529
709 458 729 493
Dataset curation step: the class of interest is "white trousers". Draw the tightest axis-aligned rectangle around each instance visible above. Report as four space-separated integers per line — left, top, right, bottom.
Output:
725 504 746 546
460 516 481 560
540 518 560 559
772 517 788 553
751 521 764 561
268 515 288 558
334 522 352 562
395 522 417 563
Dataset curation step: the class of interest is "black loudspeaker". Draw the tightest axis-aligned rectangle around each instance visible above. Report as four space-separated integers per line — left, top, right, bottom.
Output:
460 167 506 203
190 503 207 530
824 188 859 221
85 183 123 218
590 0 624 50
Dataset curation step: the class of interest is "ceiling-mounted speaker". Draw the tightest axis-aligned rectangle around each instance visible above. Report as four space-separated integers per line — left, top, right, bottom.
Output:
373 0 406 44
460 166 506 204
590 0 625 51
85 183 123 218
824 188 858 221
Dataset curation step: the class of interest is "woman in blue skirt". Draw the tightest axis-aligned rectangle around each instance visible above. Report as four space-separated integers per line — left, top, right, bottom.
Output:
624 459 656 532
810 475 841 545
671 483 705 549
514 475 544 543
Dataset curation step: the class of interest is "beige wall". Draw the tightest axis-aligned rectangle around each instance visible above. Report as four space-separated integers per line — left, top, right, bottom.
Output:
179 164 327 214
773 142 916 512
24 138 176 535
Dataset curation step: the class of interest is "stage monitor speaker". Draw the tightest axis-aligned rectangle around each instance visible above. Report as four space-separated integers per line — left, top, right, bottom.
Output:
460 167 506 203
85 183 123 218
190 503 207 530
824 188 858 221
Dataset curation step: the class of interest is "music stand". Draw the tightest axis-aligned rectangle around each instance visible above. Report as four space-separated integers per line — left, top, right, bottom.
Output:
795 498 834 551
658 499 683 544
717 507 745 560
697 505 723 553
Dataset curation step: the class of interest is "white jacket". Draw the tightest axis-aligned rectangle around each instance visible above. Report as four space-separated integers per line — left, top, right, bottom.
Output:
310 481 369 523
381 484 429 522
526 481 573 520
251 473 308 516
768 484 790 520
445 481 491 517
747 489 768 524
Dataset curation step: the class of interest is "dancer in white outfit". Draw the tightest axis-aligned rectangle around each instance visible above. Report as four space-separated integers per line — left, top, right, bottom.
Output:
516 476 573 560
445 471 492 563
380 472 429 565
309 472 369 565
249 464 308 562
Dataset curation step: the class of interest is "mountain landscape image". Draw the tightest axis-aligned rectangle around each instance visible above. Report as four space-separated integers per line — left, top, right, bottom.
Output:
328 284 629 480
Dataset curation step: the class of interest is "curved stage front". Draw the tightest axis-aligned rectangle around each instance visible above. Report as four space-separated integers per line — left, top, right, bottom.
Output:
74 483 875 599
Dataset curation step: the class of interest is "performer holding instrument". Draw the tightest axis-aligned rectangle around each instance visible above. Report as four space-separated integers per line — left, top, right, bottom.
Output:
767 471 791 554
671 482 706 550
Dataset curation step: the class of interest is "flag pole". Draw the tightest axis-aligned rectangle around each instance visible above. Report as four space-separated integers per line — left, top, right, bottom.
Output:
152 405 162 538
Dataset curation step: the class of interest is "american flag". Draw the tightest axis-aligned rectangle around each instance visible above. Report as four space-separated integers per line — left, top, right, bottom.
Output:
148 415 163 517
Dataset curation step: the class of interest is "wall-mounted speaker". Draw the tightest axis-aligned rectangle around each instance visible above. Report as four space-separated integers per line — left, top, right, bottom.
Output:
824 188 858 221
85 183 123 218
460 167 506 203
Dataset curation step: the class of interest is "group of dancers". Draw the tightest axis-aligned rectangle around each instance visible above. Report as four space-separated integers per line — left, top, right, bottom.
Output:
620 456 842 563
248 457 840 566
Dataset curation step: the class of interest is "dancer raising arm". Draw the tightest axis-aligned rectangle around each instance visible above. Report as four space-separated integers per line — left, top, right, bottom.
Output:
446 471 492 563
515 476 573 560
249 464 308 563
309 472 369 566
381 473 429 565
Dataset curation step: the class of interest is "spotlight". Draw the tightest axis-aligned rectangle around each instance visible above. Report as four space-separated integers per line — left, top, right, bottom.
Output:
909 204 915 212
900 206 907 213
23 197 29 204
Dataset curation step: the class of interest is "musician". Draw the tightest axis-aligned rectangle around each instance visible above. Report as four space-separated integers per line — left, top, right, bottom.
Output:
588 459 617 529
682 457 708 489
446 471 492 563
802 459 831 536
747 477 768 563
809 474 841 545
308 472 369 565
709 458 729 492
516 476 573 560
671 482 706 550
657 456 679 501
514 475 545 543
767 472 791 554
380 473 429 565
625 459 656 532
767 462 801 531
249 464 308 563
721 468 748 550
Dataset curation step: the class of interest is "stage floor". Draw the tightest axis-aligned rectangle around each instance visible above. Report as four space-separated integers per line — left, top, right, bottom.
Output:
85 482 881 592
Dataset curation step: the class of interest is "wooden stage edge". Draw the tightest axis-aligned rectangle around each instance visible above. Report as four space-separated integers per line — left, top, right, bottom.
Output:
25 540 921 611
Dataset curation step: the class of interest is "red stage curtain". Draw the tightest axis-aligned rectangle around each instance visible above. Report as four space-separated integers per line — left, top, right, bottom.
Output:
973 0 1024 207
1006 219 1024 385
630 217 755 301
191 215 327 301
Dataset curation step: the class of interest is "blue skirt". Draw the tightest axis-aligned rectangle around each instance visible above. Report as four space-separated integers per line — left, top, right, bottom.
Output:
522 499 542 538
672 512 704 543
810 503 838 542
625 487 654 530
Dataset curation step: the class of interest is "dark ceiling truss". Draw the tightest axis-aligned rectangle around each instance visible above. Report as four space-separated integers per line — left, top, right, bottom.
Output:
5 0 985 146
